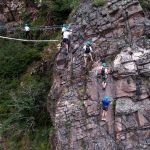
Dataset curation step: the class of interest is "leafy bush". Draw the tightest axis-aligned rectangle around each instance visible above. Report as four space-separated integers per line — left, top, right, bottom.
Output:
139 0 150 11
0 40 41 79
2 78 51 133
0 39 54 149
93 0 106 7
38 0 79 24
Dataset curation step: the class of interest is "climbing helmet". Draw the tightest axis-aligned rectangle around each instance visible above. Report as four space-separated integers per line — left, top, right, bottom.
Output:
102 63 107 67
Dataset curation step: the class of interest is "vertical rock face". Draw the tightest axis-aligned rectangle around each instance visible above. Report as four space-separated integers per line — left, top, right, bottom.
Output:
48 0 150 149
0 0 39 29
0 0 24 26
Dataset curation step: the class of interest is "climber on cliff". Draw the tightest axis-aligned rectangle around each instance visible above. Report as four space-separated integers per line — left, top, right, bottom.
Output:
62 24 67 35
62 28 72 53
83 41 94 66
101 63 109 90
96 62 110 90
24 24 31 39
101 96 111 121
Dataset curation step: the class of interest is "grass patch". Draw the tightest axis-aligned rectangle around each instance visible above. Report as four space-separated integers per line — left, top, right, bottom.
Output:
92 0 106 7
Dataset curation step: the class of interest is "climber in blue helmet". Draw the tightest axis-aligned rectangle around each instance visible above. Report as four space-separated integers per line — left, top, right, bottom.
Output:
83 41 93 66
102 63 107 67
62 24 67 35
101 96 111 121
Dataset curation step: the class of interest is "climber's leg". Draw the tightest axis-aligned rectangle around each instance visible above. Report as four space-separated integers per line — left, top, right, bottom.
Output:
25 31 29 39
102 76 107 90
67 40 70 53
101 110 105 120
102 81 107 90
65 39 70 53
89 53 93 62
62 38 69 53
101 107 108 121
84 54 88 66
65 43 68 53
29 31 33 40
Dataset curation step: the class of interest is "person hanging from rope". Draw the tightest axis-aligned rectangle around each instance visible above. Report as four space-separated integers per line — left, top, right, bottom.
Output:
62 28 72 53
24 24 31 39
83 41 94 66
101 96 111 121
96 62 110 90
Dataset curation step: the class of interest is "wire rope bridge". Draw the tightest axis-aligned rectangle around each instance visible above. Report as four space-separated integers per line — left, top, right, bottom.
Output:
0 25 62 42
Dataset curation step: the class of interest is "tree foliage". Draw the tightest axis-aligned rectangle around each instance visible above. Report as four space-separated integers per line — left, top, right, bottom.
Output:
0 39 53 149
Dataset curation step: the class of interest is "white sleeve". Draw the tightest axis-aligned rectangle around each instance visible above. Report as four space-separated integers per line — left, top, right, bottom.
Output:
62 27 65 32
105 68 108 74
83 45 86 50
90 47 93 52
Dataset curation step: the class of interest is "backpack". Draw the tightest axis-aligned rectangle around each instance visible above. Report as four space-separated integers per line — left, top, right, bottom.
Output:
85 46 91 53
101 67 105 76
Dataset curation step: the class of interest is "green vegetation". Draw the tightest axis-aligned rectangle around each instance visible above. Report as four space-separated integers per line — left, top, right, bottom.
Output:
139 0 150 11
22 0 79 25
92 0 106 7
80 139 87 149
0 0 80 149
0 39 58 150
0 40 41 79
49 0 79 24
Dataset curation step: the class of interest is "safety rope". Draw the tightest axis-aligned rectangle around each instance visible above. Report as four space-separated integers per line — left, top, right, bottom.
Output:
0 35 59 42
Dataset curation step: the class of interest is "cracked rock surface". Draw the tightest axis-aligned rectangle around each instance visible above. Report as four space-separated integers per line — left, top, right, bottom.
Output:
48 0 150 149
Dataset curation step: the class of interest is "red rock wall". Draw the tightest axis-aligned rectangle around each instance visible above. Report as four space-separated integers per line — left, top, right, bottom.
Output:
49 0 150 149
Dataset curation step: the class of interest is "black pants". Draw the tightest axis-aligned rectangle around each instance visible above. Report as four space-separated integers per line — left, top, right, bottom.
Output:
62 38 70 50
25 31 31 39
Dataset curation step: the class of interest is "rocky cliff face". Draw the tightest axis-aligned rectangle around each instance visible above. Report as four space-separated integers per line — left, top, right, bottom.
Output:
0 0 39 28
48 0 150 149
0 0 24 27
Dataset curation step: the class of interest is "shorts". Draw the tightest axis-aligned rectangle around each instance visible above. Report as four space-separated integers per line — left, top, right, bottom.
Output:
102 106 108 111
84 52 92 57
63 38 70 45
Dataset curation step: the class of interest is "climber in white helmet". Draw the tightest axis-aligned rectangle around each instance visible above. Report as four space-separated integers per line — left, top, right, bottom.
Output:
62 28 72 53
24 24 31 39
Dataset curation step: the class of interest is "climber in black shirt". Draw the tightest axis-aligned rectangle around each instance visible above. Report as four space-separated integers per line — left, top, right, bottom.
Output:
83 41 93 66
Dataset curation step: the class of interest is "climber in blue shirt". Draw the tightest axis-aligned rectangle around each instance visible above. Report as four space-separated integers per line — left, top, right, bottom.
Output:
101 96 111 121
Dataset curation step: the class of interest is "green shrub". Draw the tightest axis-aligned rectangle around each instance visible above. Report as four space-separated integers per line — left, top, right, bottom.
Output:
0 40 41 79
139 0 150 10
92 0 106 7
46 0 79 24
0 40 57 150
2 78 51 132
